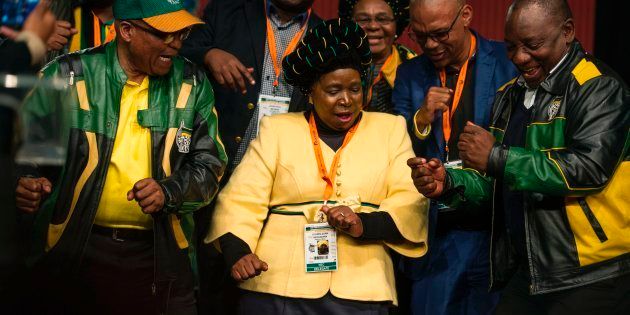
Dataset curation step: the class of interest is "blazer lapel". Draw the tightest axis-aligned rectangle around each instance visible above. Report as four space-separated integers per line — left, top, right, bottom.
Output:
473 35 496 127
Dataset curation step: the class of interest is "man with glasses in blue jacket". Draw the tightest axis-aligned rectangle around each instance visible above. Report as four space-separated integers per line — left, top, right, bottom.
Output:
393 0 517 314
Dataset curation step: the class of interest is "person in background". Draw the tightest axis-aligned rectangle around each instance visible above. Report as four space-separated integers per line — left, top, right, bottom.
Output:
65 0 115 52
15 0 226 313
42 0 115 54
341 0 416 114
392 0 517 314
0 0 56 309
0 0 56 72
411 0 629 314
207 19 428 314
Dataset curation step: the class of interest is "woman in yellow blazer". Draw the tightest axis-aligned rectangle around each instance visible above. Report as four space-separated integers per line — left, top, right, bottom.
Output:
207 19 428 314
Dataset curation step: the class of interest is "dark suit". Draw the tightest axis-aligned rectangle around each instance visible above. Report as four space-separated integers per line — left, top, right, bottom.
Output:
393 32 518 315
180 2 320 313
181 0 321 174
0 38 33 73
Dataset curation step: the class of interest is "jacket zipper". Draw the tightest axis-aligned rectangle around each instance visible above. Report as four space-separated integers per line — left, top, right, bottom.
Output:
489 179 497 290
489 88 511 291
523 196 535 294
78 83 121 270
148 81 159 299
525 90 541 294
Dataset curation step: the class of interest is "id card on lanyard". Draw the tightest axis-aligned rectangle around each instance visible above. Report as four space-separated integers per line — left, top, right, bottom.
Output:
256 94 290 135
439 33 476 161
304 112 360 273
304 223 338 272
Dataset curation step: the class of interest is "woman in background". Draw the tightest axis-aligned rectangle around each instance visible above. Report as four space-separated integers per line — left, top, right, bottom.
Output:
342 0 417 113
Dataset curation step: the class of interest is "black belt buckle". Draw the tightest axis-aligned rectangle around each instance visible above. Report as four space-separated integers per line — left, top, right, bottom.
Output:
111 228 125 242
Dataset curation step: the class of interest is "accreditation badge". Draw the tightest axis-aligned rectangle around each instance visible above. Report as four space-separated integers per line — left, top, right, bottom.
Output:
436 159 462 210
444 159 463 170
257 94 290 135
304 223 338 273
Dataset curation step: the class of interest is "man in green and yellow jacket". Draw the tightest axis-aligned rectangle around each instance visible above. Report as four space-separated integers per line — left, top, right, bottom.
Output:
15 0 226 313
409 0 629 314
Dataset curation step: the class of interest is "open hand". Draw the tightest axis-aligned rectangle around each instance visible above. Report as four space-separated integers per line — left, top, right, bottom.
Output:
204 48 255 94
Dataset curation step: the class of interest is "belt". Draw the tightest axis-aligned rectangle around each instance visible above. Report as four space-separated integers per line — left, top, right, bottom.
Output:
91 225 153 242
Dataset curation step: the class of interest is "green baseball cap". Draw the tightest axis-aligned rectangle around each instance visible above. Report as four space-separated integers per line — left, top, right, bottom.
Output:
113 0 203 33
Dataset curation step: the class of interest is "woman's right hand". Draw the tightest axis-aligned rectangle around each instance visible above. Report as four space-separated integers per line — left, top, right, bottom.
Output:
231 253 268 281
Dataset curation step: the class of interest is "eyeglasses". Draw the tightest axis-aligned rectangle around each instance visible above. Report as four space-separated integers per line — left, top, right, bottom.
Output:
409 6 464 44
354 15 395 27
126 21 191 44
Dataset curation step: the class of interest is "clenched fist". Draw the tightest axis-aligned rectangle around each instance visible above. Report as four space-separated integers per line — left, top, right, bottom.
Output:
127 178 165 214
231 253 268 281
415 86 452 128
320 205 363 238
16 177 52 213
408 157 446 199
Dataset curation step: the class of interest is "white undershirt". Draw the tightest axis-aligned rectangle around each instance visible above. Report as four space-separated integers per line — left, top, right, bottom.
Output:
518 52 569 109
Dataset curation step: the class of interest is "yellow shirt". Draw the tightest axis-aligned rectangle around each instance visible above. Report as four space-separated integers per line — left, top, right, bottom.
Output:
94 77 153 230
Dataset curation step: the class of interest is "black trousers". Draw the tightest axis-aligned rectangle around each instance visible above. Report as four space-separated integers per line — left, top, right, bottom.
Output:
495 266 630 315
238 291 390 315
30 229 197 315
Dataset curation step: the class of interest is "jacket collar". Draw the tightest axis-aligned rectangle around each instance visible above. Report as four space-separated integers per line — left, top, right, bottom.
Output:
380 45 402 86
105 41 129 85
534 41 585 95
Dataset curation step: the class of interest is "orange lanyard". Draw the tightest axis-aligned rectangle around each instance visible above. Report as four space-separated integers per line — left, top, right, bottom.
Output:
93 13 101 46
265 1 311 88
366 51 395 106
308 112 360 202
439 33 476 153
104 23 116 43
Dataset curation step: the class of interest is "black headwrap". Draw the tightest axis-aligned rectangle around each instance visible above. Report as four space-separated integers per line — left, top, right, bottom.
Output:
282 18 372 96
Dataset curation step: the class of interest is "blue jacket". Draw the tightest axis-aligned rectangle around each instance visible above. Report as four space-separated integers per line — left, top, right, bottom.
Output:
393 31 518 160
392 32 517 285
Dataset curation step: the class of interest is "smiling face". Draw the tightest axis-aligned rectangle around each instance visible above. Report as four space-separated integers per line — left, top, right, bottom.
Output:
117 20 183 78
505 4 574 88
352 0 396 64
409 0 473 69
311 68 363 131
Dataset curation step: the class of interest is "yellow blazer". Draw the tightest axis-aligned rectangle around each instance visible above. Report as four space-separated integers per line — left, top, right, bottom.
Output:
206 112 428 304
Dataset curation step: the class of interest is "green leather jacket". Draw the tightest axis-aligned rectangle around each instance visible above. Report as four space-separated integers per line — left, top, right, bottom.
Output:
23 41 227 295
441 42 629 294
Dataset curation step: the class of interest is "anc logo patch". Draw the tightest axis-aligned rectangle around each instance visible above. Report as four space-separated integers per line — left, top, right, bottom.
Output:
176 121 192 153
548 97 562 121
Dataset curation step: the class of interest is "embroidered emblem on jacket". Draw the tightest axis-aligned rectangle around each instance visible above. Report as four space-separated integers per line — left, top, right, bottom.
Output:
176 121 192 153
548 98 562 120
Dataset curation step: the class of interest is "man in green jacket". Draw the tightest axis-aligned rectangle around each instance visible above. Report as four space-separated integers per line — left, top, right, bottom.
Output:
15 0 226 313
409 0 629 314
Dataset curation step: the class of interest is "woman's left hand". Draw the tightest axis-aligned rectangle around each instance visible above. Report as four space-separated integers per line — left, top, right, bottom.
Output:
320 205 363 238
